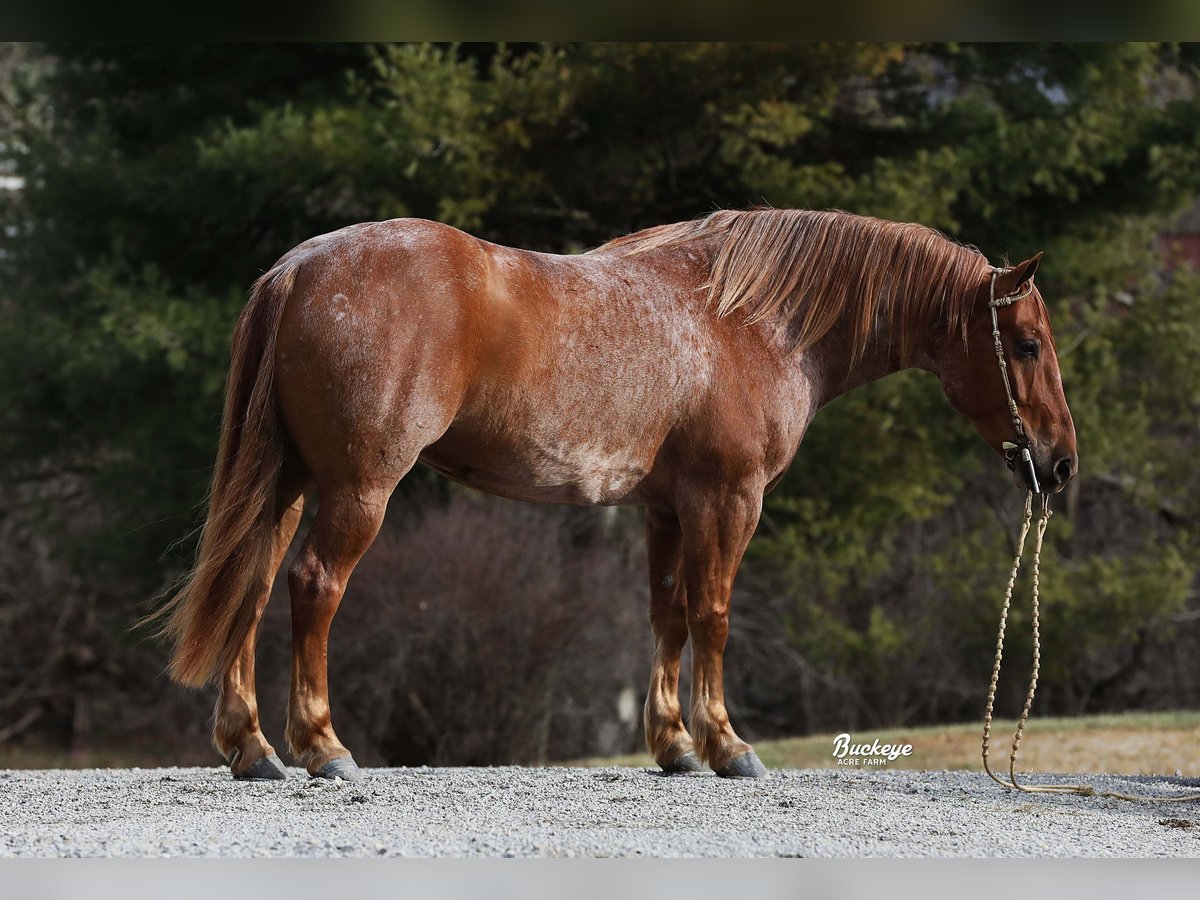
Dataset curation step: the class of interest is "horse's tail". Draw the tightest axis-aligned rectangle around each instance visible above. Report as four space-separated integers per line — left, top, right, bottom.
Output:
152 262 299 688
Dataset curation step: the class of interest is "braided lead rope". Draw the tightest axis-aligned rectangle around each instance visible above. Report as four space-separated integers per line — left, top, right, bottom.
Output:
981 490 1034 790
982 490 1200 803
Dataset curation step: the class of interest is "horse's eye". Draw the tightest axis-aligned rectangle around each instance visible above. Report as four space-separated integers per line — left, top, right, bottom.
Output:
1016 338 1040 359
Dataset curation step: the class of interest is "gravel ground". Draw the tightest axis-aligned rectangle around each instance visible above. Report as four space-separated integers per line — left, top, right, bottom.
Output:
2 766 1200 858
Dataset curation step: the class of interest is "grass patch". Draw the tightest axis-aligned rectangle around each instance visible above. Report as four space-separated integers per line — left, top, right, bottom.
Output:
572 710 1200 775
5 710 1198 774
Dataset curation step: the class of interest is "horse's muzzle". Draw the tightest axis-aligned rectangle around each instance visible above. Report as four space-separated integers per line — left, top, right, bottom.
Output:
1006 446 1075 494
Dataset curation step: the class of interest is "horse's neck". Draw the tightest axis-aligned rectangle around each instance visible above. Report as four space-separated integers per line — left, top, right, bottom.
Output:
631 236 932 409
802 316 932 410
652 233 939 409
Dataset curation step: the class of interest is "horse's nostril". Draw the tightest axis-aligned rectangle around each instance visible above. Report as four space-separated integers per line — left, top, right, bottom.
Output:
1053 457 1075 484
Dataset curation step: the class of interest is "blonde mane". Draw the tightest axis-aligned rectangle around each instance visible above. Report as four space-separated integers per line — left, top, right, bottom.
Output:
599 208 990 363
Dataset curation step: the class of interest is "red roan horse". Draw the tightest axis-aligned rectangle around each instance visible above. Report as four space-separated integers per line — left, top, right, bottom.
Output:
158 209 1077 781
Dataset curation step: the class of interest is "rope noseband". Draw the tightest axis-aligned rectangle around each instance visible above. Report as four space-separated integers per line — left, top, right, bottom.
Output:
981 267 1200 803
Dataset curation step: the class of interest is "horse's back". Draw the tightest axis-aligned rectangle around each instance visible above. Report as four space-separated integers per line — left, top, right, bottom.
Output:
270 218 721 504
426 233 723 504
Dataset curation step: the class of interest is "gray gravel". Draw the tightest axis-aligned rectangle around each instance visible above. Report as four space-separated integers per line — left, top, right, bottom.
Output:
2 766 1200 857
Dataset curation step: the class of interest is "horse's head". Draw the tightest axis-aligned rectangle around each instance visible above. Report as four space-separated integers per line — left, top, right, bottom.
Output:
937 253 1078 493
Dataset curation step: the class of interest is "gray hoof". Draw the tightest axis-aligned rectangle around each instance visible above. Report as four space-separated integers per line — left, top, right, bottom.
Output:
233 753 287 781
716 750 767 779
313 756 360 781
660 751 704 775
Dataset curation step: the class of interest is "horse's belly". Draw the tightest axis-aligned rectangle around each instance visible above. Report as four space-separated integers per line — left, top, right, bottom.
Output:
418 428 653 506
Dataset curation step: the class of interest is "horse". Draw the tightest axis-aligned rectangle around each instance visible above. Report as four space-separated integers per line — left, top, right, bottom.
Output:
156 208 1078 781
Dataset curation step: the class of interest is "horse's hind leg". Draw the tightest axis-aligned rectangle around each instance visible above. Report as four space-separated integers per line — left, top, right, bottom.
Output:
643 508 702 773
213 480 306 780
284 484 390 780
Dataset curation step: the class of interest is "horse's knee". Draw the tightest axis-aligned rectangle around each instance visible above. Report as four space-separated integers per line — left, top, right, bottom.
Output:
687 607 729 647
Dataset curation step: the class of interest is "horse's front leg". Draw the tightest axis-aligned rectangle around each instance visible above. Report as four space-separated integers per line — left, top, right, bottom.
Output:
679 485 766 778
643 507 702 773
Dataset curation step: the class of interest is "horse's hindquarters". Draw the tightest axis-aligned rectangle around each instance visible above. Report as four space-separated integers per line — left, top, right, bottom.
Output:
273 223 483 493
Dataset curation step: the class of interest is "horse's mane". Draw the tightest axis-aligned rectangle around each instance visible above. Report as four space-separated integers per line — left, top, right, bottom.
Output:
598 208 990 363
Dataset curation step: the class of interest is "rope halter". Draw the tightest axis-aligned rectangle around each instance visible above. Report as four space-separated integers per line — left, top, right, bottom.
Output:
988 268 1040 494
982 265 1200 803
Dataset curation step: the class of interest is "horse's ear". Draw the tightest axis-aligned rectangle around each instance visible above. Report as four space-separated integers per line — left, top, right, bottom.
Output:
995 252 1042 295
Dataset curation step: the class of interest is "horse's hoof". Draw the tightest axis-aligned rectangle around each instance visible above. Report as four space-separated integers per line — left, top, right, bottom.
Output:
312 756 360 781
660 751 704 775
715 750 767 779
233 753 287 781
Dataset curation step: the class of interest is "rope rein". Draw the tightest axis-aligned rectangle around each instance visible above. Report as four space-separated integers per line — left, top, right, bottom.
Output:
980 269 1200 804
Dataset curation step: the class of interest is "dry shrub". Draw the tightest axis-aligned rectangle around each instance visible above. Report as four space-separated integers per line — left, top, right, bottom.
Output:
0 475 211 764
